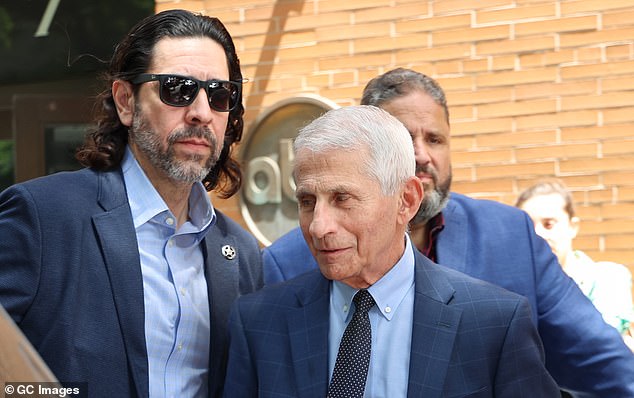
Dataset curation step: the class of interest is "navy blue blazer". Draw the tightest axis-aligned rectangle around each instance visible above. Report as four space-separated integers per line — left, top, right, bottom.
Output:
263 192 634 396
226 248 560 397
0 168 263 398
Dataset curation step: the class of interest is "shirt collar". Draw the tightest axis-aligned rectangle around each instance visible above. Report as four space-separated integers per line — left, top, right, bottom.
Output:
122 146 215 234
332 234 416 321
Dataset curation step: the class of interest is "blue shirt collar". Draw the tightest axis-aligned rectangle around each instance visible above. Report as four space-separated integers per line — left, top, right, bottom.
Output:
332 234 416 321
121 145 215 235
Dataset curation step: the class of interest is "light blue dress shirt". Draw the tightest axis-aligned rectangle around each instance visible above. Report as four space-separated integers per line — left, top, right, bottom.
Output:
329 234 415 398
122 147 214 398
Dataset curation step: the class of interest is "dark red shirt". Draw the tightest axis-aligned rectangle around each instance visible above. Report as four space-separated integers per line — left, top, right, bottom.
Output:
419 212 445 262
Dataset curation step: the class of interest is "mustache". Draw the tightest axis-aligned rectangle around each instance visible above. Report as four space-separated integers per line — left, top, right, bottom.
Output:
167 126 216 146
416 164 438 185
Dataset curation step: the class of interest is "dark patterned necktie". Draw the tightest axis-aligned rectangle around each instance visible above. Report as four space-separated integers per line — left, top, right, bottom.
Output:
327 289 376 398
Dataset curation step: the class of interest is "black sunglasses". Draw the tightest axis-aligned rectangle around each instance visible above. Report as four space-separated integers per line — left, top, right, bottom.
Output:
130 73 242 112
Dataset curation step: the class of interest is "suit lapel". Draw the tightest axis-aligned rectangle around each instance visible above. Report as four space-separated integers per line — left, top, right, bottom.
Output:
92 170 148 398
436 196 468 273
202 221 240 394
407 252 462 398
288 272 330 398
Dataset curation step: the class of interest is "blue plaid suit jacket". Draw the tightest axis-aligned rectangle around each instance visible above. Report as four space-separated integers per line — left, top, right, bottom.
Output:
224 248 559 397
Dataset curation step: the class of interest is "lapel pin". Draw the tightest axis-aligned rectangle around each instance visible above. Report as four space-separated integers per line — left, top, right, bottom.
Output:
221 244 236 260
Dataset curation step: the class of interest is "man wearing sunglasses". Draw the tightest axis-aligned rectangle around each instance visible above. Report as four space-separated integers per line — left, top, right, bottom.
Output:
0 9 262 398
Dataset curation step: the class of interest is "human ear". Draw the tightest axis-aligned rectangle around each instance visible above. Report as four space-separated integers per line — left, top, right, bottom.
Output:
570 216 580 239
399 177 424 224
112 80 135 127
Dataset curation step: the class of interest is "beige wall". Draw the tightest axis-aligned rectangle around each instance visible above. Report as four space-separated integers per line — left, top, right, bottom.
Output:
156 0 634 273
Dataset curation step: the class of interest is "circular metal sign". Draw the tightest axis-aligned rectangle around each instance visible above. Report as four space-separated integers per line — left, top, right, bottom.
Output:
240 95 337 245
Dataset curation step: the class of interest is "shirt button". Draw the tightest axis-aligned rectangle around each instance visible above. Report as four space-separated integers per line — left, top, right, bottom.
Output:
177 343 183 351
180 288 186 296
166 217 174 226
343 304 349 313
385 306 392 313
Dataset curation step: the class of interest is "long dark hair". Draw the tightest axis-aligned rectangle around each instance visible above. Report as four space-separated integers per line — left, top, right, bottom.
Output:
76 9 244 198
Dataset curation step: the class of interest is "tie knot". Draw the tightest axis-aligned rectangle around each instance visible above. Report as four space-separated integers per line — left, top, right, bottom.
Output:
353 289 375 314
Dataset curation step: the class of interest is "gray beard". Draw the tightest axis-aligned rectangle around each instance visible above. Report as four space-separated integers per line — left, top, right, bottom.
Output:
411 174 451 225
130 108 220 184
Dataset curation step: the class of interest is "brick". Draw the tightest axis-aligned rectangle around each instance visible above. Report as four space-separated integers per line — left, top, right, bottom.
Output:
357 3 431 24
396 44 471 63
562 92 634 111
432 0 512 14
477 161 556 179
561 124 634 141
604 171 634 186
476 4 555 24
561 0 634 15
605 234 634 250
603 9 634 28
242 1 307 22
318 0 395 13
463 58 489 73
285 12 351 32
225 20 273 37
606 44 632 61
475 129 557 147
452 118 514 136
316 22 390 42
515 143 598 161
620 187 634 201
561 60 634 80
242 31 318 51
519 49 575 68
435 75 474 91
557 174 602 189
602 203 634 219
451 166 474 182
587 188 616 204
491 55 516 71
560 157 634 174
452 178 515 194
453 149 513 165
582 219 634 235
448 88 512 106
319 53 394 71
451 136 475 151
156 1 204 13
476 68 558 88
478 98 556 118
433 25 509 46
515 15 597 37
576 47 602 63
516 110 598 130
355 33 429 54
603 139 634 156
514 80 596 101
575 205 602 219
396 14 470 34
573 235 599 251
435 61 462 75
603 106 634 124
278 41 349 61
476 36 555 56
561 28 634 49
449 105 475 120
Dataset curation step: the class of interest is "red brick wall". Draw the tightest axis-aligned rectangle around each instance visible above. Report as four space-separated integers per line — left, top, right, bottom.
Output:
156 1 634 275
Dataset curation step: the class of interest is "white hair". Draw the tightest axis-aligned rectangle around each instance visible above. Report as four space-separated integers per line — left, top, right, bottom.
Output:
293 105 415 195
